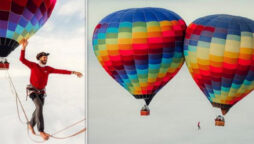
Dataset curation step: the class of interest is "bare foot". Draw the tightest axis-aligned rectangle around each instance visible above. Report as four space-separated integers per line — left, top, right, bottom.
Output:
28 124 36 135
39 132 50 140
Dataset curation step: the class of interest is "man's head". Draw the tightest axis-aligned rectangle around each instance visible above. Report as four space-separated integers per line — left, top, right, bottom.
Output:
36 52 49 65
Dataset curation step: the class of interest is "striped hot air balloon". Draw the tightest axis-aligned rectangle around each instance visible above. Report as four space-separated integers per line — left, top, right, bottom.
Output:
93 7 186 115
0 0 57 58
184 14 254 125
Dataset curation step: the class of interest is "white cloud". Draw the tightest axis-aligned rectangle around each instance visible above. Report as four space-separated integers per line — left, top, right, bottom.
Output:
56 0 84 18
40 20 55 32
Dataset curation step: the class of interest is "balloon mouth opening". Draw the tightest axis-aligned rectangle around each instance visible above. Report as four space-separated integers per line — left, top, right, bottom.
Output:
133 94 154 99
0 37 19 57
211 102 232 115
133 94 155 105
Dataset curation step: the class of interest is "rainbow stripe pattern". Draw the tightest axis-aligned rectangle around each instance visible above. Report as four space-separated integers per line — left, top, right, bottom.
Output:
93 7 186 104
184 14 254 113
0 0 56 57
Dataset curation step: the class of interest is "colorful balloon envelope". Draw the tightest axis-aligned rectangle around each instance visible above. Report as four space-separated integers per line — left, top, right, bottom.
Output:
93 7 186 113
184 14 254 116
0 0 57 57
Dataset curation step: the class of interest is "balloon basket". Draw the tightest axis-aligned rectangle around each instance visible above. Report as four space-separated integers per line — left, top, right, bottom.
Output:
140 110 150 116
0 62 9 70
215 115 225 126
215 120 225 126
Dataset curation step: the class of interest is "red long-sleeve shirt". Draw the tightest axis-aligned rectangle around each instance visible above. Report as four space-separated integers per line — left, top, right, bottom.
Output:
20 50 72 89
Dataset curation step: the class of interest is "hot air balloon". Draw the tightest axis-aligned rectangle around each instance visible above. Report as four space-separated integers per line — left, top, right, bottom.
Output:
0 0 57 69
93 7 186 116
184 14 254 126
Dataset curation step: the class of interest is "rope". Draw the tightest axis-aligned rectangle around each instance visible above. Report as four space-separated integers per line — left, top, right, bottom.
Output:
50 128 86 139
51 118 86 136
27 128 47 143
15 94 28 124
4 69 86 142
5 67 43 143
5 67 29 123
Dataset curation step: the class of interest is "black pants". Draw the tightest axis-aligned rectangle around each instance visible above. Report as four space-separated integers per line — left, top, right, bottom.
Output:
29 93 45 132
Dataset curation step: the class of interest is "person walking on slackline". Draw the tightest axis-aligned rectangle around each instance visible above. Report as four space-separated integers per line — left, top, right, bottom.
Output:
19 39 83 140
198 121 201 130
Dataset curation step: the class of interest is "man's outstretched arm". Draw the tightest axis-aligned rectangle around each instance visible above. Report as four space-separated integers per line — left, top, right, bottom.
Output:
49 67 83 78
19 40 35 68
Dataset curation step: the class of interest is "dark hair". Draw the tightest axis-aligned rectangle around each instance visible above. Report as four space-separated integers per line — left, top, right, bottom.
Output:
36 52 49 60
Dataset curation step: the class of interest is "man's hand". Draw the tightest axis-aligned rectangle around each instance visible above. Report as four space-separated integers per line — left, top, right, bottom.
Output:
72 71 83 78
20 39 28 50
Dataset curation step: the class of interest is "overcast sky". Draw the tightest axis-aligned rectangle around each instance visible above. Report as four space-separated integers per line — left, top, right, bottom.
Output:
88 1 254 144
0 0 85 144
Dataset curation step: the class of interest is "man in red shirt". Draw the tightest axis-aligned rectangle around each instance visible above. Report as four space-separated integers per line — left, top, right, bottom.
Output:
20 39 82 140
